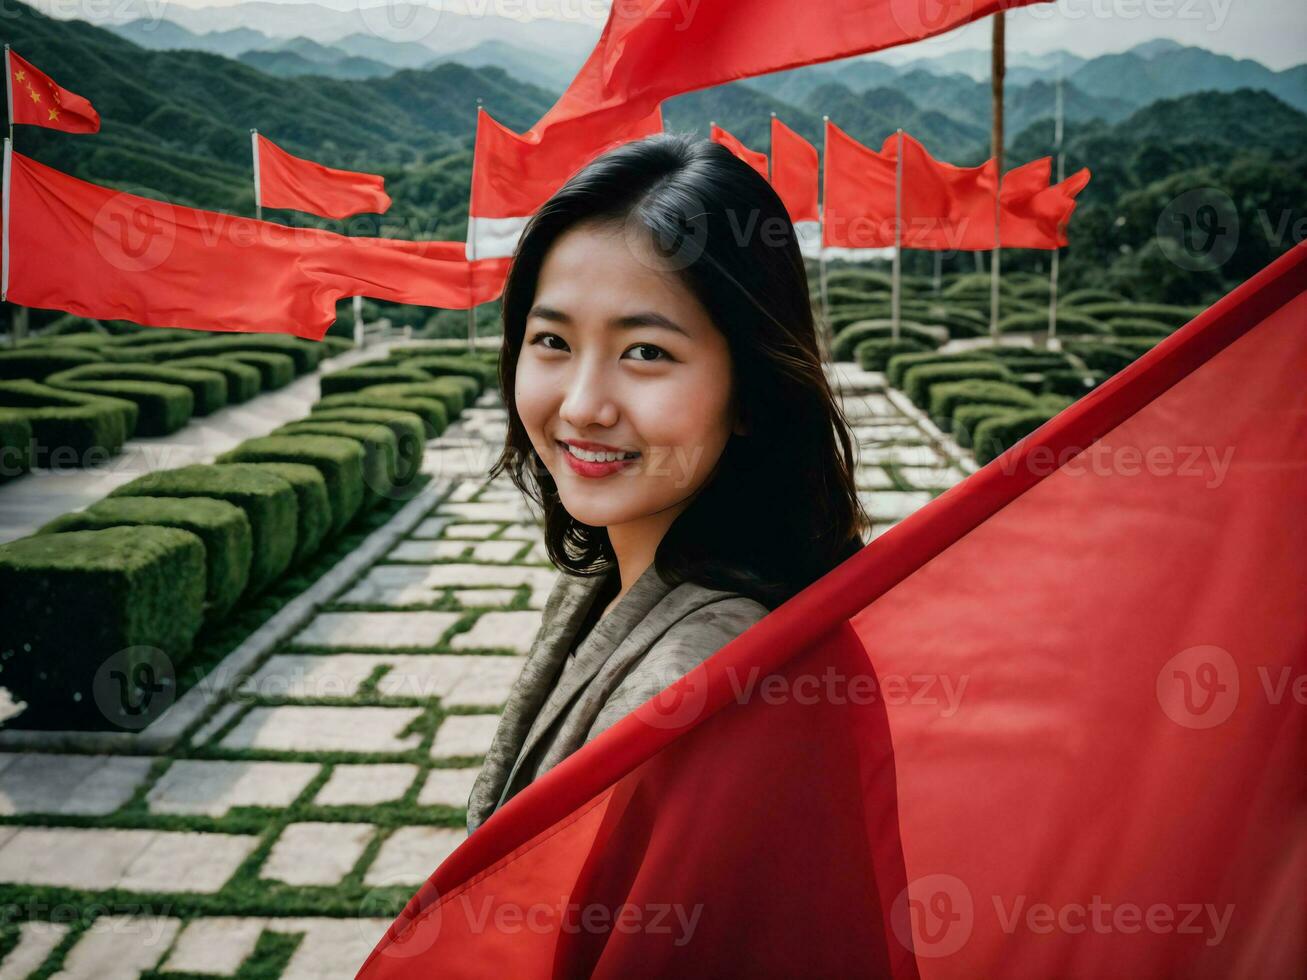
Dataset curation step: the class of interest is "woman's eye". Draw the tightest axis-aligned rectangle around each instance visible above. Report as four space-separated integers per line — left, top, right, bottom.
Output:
625 343 669 363
529 332 567 351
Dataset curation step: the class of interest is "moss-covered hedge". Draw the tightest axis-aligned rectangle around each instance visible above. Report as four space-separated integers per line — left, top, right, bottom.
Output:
0 411 34 481
218 351 295 390
307 408 425 484
110 464 298 594
854 338 932 372
45 374 193 436
169 356 263 402
54 363 228 415
356 381 466 418
886 352 1000 389
831 320 943 361
902 361 1012 408
1073 302 1202 328
216 435 364 535
1060 288 1127 306
973 409 1060 465
218 462 330 565
998 311 1107 336
398 355 495 391
144 335 322 373
0 526 206 729
0 381 136 462
37 496 252 620
274 420 398 506
313 393 449 438
927 380 1039 430
0 348 105 381
320 366 430 397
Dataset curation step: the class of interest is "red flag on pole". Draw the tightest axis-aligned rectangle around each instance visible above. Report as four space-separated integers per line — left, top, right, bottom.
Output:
709 123 768 179
821 119 898 249
999 162 1092 249
356 241 1307 978
1 146 506 340
5 47 99 134
254 131 392 220
770 116 820 259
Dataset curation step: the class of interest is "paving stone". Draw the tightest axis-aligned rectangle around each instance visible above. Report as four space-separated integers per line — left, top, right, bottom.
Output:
409 516 452 538
499 523 544 542
471 539 529 563
451 588 519 608
441 658 526 708
364 827 467 887
859 490 935 521
430 715 500 759
0 753 152 816
162 917 265 975
418 768 480 809
421 446 496 479
870 521 900 540
260 822 375 887
853 466 894 490
524 541 550 564
859 444 942 466
0 827 256 892
189 701 242 746
276 917 392 980
338 564 557 605
840 393 898 420
147 760 320 816
387 539 471 561
450 610 544 655
53 915 181 980
290 611 460 649
853 423 922 443
220 706 424 754
445 480 481 501
439 522 501 539
438 501 536 523
241 653 384 699
895 464 966 489
315 764 418 806
0 920 70 979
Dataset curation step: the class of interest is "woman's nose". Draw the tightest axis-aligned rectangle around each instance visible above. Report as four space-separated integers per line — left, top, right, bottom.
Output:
558 358 619 430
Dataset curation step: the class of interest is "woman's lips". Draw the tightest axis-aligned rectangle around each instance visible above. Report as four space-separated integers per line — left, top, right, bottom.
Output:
558 441 641 478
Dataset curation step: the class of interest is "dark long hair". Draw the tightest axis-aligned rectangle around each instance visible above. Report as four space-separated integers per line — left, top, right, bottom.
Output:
488 131 870 610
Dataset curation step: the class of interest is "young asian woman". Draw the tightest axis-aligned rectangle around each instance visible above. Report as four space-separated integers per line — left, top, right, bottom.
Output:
465 131 872 835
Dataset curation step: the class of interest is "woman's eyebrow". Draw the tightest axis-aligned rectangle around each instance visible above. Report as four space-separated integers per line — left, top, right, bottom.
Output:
527 304 690 338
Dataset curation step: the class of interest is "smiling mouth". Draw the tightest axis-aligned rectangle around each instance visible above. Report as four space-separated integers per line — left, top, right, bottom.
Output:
557 441 642 463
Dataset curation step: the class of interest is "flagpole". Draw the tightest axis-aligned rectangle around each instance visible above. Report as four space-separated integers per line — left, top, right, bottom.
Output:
990 11 1006 341
467 99 482 358
1048 65 1066 350
250 129 262 221
2 138 12 309
933 252 942 294
819 115 831 364
5 46 13 146
892 129 903 343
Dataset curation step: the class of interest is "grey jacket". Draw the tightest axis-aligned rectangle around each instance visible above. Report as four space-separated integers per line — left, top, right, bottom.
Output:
465 560 771 834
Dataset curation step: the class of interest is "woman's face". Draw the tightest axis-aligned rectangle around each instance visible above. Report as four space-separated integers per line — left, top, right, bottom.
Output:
515 219 743 533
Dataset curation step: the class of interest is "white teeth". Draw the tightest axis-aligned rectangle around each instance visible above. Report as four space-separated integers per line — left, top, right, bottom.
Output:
564 444 638 463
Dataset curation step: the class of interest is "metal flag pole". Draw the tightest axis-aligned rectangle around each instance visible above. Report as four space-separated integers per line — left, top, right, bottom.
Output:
989 11 1006 341
818 115 832 364
5 46 13 146
3 57 23 348
466 99 482 358
2 138 12 307
1048 66 1066 350
250 129 262 221
892 129 904 342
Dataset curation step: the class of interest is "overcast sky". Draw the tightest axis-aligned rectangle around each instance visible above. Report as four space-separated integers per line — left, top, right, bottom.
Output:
90 0 1307 70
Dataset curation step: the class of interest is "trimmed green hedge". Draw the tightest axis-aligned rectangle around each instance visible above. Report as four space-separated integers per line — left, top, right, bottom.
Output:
0 381 136 463
903 361 1011 408
320 366 430 397
110 464 298 594
45 374 193 437
38 496 252 620
854 338 932 372
1060 288 1126 306
144 335 322 373
219 352 295 390
1065 342 1140 375
832 320 942 361
0 526 206 729
54 363 228 415
998 311 1106 336
973 409 1060 465
1042 369 1105 397
927 380 1038 430
313 393 449 438
217 435 364 535
0 411 34 481
0 348 104 381
320 337 354 357
170 356 263 402
398 356 495 391
1072 302 1202 328
308 408 425 484
219 462 330 565
274 420 398 506
357 381 466 418
886 352 1000 389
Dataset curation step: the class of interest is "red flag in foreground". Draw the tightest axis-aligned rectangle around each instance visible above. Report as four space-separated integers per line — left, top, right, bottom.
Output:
1 148 508 339
357 242 1307 978
254 131 392 220
1000 160 1092 249
466 104 663 260
709 123 768 180
6 47 99 134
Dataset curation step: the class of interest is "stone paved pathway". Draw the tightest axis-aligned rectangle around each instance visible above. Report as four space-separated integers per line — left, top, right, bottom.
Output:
0 363 971 978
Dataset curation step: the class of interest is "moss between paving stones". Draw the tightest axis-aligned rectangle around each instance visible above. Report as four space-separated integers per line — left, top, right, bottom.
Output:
0 526 206 730
219 463 331 567
313 394 448 437
110 464 298 595
44 374 194 436
169 356 263 402
37 496 253 621
306 408 425 484
273 421 398 507
216 352 295 390
0 381 136 462
217 436 365 536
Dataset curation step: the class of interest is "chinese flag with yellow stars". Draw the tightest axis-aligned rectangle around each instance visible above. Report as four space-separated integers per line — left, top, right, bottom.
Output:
6 48 100 134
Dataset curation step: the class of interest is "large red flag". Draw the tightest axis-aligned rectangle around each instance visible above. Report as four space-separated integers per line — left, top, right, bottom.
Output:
1 148 508 339
6 48 99 134
466 104 663 260
1000 161 1092 249
822 119 898 249
709 123 768 179
357 242 1307 977
770 116 820 259
254 132 392 220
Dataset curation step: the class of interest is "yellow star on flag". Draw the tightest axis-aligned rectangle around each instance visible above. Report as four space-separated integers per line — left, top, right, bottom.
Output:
28 87 41 104
48 107 59 121
13 69 25 83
